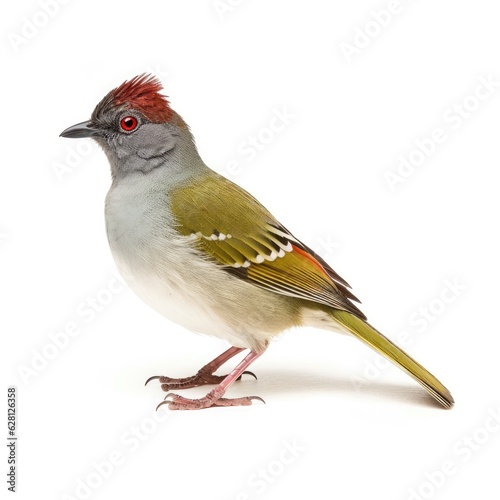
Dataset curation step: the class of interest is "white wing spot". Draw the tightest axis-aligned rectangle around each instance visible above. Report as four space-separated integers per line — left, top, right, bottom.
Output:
194 231 230 241
265 251 278 262
268 225 300 243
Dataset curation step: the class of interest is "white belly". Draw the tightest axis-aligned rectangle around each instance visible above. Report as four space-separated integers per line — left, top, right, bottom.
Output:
104 173 261 349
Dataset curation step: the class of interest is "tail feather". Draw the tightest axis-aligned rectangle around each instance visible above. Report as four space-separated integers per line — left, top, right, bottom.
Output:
330 310 454 409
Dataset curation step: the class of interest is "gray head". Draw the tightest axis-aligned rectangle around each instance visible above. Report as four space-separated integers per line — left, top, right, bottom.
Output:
60 74 201 180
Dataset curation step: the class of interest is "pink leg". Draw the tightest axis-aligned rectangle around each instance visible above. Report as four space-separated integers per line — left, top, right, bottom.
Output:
157 349 266 410
145 346 256 391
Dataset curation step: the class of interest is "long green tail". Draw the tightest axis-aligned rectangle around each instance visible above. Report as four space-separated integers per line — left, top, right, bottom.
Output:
330 310 454 408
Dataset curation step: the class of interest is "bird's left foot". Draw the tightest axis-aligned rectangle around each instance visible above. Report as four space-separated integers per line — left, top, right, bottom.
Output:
157 392 265 411
145 346 256 391
145 370 256 391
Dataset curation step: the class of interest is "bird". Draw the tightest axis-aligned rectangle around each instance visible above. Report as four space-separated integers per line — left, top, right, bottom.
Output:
60 74 454 411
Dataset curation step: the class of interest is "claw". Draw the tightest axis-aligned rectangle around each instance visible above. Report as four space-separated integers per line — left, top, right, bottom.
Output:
163 392 176 401
145 375 161 386
155 400 170 411
242 370 258 380
249 395 266 404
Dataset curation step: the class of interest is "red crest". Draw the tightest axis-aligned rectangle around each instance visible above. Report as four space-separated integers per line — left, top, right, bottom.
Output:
111 74 173 123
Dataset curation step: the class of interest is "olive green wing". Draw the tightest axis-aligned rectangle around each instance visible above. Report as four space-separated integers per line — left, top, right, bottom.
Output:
170 173 365 318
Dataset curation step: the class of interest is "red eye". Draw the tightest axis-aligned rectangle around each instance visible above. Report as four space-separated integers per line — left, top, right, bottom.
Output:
120 116 138 132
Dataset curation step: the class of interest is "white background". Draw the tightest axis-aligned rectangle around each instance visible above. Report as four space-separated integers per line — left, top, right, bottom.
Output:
2 1 500 499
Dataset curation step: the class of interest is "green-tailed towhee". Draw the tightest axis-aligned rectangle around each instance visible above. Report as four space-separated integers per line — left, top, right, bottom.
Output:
60 74 454 411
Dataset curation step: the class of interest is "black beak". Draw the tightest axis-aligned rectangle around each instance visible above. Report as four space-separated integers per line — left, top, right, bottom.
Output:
60 120 100 138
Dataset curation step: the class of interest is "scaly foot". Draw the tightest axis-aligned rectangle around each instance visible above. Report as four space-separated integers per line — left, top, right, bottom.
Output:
157 391 265 410
145 370 256 391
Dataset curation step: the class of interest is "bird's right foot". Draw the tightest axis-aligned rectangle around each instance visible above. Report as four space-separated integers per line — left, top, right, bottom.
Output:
157 392 265 411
